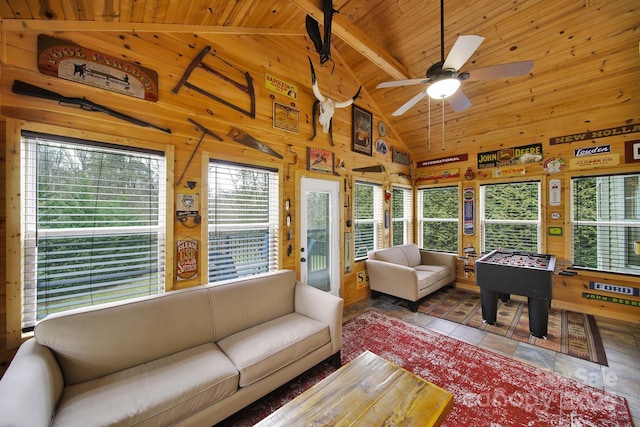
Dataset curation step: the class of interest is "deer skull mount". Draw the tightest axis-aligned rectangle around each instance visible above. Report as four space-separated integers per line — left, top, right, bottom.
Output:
308 57 361 146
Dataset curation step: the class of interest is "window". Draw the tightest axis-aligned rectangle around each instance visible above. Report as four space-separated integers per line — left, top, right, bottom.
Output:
208 161 279 281
571 173 640 276
391 186 414 246
22 132 166 331
480 181 540 253
417 186 458 252
353 181 383 260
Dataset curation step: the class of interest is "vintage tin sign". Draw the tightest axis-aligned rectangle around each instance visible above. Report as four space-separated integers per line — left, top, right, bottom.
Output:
177 239 198 281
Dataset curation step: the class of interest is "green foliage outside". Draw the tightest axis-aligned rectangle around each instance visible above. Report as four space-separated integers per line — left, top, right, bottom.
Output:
32 140 163 322
421 186 458 252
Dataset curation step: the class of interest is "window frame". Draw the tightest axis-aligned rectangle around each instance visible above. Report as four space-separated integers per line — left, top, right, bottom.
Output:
391 185 414 246
353 180 384 261
206 159 280 282
570 171 640 276
479 180 541 253
21 131 169 332
417 184 460 253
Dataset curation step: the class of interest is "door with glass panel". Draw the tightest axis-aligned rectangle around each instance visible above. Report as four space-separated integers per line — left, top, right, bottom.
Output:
299 177 340 295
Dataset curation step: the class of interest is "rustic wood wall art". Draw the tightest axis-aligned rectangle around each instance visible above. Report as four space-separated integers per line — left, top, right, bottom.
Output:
37 34 159 102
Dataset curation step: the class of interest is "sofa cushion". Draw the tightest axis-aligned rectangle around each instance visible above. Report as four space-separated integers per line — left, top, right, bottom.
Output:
414 265 451 282
399 244 422 267
371 247 410 266
217 312 330 387
207 270 297 342
35 286 214 385
51 343 238 427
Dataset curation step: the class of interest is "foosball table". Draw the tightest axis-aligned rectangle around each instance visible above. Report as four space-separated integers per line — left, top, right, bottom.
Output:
475 249 556 338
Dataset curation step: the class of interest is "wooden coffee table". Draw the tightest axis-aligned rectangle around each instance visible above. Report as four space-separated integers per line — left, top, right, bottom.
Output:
254 350 453 426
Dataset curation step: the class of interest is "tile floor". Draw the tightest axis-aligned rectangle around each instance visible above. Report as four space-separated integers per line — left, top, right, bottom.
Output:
343 294 640 426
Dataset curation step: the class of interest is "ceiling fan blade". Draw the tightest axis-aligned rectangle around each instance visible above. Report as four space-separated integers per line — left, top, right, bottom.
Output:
466 60 533 81
442 35 484 71
392 89 429 116
446 89 472 112
377 78 431 89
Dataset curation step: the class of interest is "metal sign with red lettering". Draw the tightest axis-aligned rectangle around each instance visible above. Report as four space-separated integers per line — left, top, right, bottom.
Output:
177 239 199 281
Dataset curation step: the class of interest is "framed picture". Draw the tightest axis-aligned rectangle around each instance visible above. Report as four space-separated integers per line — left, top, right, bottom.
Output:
307 147 334 174
273 102 300 133
352 104 373 156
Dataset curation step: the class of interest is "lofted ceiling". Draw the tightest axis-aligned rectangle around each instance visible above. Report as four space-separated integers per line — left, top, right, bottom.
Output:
0 0 638 162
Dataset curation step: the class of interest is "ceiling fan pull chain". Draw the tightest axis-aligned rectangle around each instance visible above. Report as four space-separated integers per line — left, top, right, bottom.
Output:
442 101 445 151
428 96 431 152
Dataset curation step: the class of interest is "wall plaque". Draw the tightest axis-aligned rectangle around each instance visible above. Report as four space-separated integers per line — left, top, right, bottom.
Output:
37 34 159 102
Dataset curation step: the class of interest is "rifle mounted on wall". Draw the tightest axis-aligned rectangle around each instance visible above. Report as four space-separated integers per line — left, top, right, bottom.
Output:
11 80 171 134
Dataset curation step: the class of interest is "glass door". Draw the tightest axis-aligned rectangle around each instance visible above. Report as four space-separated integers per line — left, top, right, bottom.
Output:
300 177 340 295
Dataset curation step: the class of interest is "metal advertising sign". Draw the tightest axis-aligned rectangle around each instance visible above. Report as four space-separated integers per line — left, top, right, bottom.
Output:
477 143 542 169
463 187 475 236
176 239 199 281
550 124 640 145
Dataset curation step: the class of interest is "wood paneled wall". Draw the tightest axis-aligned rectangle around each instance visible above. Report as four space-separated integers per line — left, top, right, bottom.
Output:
0 21 638 361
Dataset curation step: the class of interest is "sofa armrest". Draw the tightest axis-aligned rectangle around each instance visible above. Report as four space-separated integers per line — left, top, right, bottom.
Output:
420 250 457 277
294 281 344 354
365 259 420 301
0 338 64 427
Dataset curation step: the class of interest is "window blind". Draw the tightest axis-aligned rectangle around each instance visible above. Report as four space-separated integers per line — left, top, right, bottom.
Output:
391 186 414 245
354 181 383 260
572 173 640 275
417 186 458 252
480 181 540 253
208 161 279 281
22 133 166 331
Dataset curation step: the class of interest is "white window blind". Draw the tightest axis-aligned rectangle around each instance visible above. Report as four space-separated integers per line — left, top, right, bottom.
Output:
417 186 458 253
571 173 640 275
22 132 166 331
208 161 279 281
480 181 540 253
354 181 383 260
391 186 414 246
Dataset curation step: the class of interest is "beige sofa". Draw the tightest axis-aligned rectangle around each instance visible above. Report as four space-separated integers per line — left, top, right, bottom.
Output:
0 270 343 427
366 244 456 311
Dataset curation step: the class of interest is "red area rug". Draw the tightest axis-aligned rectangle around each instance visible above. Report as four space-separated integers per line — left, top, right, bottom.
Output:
415 287 609 365
217 310 632 426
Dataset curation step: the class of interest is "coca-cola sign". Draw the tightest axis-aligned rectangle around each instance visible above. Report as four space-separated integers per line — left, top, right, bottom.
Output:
574 145 611 157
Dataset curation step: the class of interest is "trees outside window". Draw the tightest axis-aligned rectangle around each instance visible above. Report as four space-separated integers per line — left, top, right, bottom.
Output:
572 173 640 275
207 161 279 281
480 181 540 253
391 186 413 246
354 181 383 260
418 186 458 253
22 132 166 331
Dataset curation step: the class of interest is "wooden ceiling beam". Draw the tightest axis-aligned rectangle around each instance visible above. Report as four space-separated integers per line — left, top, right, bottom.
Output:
289 0 410 80
0 19 305 35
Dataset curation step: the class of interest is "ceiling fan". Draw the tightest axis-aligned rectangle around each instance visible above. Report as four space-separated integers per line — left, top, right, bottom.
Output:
377 0 533 116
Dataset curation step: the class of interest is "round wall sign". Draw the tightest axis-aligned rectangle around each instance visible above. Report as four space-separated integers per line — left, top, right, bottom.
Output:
377 121 387 136
375 139 388 155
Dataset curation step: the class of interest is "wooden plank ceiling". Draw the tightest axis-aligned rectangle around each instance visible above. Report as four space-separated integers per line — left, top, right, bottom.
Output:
1 0 638 161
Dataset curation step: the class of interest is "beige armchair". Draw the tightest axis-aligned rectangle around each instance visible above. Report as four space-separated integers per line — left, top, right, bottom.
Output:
366 244 456 311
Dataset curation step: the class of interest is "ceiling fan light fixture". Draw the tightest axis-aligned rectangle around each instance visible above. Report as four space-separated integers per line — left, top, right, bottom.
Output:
426 77 460 99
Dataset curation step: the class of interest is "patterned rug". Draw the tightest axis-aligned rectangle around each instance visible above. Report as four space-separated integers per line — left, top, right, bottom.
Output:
217 311 632 426
409 287 608 365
